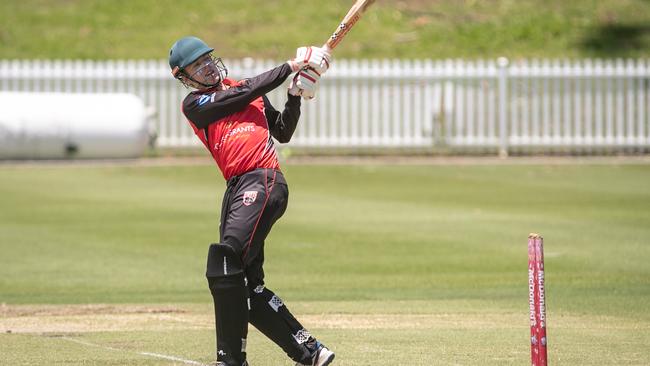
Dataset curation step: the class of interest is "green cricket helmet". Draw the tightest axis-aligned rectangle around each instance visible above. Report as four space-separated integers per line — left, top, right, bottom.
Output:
169 36 227 88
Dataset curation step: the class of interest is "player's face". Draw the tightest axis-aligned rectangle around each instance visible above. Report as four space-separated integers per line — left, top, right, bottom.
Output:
186 54 221 86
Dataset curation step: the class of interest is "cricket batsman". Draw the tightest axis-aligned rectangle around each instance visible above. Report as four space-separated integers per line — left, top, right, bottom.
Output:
169 36 335 366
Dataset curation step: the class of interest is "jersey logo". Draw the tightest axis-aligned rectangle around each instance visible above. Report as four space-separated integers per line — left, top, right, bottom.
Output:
243 191 258 206
197 92 216 106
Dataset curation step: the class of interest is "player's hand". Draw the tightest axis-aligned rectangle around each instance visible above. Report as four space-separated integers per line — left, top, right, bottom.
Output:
289 46 331 74
288 67 321 100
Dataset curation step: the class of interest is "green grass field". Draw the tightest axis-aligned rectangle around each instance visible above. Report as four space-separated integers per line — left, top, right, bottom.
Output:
1 160 649 365
2 0 650 59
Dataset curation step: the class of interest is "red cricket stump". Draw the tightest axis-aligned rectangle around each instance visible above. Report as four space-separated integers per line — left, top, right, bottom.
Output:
528 233 548 366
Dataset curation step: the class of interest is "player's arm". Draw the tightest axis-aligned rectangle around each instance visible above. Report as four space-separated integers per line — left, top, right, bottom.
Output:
263 95 301 143
183 63 295 129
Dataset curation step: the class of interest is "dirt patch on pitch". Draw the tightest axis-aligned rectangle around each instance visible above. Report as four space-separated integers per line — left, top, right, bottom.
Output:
1 306 517 334
2 303 524 334
1 303 641 334
0 304 203 334
0 303 185 317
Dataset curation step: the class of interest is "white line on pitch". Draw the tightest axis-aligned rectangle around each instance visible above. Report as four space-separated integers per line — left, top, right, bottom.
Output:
60 336 205 365
140 352 204 365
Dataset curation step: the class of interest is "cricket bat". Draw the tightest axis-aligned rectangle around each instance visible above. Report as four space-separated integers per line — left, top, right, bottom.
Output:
324 0 376 52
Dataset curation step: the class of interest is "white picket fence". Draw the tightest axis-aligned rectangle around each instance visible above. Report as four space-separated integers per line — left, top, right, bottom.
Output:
1 58 649 153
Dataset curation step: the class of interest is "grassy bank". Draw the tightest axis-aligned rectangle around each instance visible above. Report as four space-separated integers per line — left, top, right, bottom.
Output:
1 0 650 59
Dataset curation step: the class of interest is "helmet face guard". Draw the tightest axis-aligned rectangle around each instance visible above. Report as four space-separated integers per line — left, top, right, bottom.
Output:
189 54 228 88
173 53 228 89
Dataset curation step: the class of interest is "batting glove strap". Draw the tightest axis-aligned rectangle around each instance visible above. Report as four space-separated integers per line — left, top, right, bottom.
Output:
293 46 331 75
288 68 321 100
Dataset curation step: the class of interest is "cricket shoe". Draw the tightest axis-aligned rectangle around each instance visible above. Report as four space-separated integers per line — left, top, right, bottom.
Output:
295 342 335 366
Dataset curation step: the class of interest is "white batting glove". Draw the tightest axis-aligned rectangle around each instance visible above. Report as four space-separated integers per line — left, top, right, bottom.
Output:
288 67 321 100
289 46 331 75
288 73 302 97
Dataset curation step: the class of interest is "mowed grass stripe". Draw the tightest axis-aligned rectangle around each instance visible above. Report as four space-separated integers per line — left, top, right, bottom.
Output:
0 163 649 318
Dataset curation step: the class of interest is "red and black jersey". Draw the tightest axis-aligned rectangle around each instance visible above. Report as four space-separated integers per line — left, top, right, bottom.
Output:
182 63 300 180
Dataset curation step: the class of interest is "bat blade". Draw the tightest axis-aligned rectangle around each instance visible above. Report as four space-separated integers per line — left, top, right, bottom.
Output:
325 0 376 51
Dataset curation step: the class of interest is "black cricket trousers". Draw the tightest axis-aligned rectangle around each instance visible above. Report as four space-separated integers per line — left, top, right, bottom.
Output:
216 168 314 363
219 167 288 287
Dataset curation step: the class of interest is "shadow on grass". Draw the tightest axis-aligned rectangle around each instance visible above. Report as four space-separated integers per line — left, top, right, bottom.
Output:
580 23 650 57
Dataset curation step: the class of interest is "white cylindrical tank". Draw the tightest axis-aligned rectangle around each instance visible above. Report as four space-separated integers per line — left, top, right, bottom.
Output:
0 92 153 159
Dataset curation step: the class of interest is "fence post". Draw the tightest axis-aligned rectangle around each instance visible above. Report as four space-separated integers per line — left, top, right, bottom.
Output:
497 57 510 157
